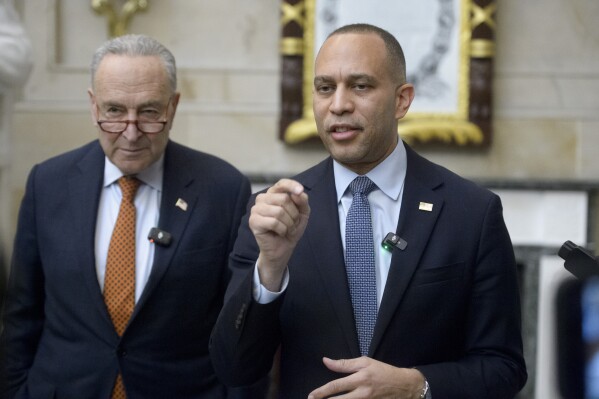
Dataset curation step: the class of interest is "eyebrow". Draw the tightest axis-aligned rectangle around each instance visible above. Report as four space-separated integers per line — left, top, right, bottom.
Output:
314 73 377 85
100 100 164 109
347 73 377 84
314 76 334 86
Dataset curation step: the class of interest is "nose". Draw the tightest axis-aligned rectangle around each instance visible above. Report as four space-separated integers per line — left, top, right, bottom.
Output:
120 110 144 141
120 121 143 141
329 86 354 115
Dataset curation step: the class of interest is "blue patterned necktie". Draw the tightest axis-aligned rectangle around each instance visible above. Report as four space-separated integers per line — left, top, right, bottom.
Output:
345 176 378 356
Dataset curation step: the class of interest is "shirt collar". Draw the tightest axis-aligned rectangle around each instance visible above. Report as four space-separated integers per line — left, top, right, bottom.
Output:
334 139 407 202
103 155 164 192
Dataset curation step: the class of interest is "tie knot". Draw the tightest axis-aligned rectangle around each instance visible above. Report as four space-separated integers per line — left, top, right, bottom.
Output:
349 176 376 196
118 176 141 202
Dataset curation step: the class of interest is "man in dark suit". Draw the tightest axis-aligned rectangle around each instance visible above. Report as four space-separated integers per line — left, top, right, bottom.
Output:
1 34 258 398
210 24 527 398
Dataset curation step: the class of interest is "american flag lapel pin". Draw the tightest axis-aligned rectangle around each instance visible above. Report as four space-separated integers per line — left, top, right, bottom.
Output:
419 202 433 212
175 198 188 211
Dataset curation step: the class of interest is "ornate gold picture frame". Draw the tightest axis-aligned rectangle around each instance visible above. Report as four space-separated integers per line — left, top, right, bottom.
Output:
279 0 496 147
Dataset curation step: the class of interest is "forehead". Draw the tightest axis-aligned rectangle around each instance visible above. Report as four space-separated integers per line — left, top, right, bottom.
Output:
94 54 170 98
315 33 388 78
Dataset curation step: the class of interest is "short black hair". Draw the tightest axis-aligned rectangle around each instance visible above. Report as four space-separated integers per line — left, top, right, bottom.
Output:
328 23 407 84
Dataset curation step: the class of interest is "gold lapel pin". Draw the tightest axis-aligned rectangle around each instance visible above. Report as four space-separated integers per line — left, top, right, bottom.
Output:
175 198 188 211
419 202 433 212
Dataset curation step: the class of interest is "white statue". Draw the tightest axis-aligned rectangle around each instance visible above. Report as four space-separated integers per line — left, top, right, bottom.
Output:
0 0 33 274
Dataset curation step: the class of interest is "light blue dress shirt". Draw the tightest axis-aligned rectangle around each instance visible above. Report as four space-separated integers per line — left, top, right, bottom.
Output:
334 140 406 306
95 156 163 303
253 140 407 307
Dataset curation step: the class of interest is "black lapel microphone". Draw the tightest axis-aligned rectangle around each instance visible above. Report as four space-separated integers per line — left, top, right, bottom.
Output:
148 227 172 247
381 232 407 252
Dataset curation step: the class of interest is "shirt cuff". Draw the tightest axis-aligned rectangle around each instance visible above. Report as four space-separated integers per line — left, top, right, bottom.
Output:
252 262 289 304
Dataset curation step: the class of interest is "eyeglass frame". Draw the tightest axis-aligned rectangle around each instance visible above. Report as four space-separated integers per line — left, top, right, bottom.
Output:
94 97 173 135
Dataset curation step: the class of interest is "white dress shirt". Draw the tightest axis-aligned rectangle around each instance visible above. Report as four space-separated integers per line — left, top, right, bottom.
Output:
95 156 163 302
253 140 407 305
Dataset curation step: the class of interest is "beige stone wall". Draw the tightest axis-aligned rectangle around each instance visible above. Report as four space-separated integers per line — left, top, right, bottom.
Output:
485 0 599 180
6 0 599 250
3 2 598 396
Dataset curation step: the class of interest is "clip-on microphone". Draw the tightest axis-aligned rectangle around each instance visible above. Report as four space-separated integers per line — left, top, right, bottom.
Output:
148 227 172 247
381 232 407 252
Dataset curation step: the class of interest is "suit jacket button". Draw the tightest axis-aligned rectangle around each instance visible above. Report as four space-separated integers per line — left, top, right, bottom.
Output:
117 347 127 357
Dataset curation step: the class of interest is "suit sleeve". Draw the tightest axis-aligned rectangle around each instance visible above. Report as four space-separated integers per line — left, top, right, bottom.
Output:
220 175 252 294
1 165 45 398
416 194 527 398
210 194 283 387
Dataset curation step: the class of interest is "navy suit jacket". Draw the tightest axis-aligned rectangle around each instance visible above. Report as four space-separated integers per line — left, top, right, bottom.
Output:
210 143 527 399
1 140 252 398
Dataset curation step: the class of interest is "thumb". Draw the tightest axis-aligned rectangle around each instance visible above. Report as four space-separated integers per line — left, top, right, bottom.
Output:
321 357 364 373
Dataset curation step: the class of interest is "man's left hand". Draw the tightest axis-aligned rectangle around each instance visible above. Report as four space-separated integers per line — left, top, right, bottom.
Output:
307 356 425 399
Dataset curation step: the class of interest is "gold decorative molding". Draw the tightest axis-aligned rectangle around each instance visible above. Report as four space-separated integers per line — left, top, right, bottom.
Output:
285 118 318 144
470 39 495 58
280 38 304 56
283 0 315 144
91 0 149 38
471 3 496 30
398 120 483 146
281 2 305 28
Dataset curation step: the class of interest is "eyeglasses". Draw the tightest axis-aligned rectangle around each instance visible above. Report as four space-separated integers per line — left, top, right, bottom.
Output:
96 98 172 134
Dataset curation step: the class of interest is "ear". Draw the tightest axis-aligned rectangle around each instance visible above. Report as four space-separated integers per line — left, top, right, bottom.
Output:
394 83 415 120
165 92 181 131
88 89 98 125
169 92 181 119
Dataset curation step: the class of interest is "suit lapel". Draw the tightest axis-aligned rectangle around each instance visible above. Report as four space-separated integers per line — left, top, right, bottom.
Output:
370 146 444 356
131 143 197 316
69 142 117 334
300 159 361 358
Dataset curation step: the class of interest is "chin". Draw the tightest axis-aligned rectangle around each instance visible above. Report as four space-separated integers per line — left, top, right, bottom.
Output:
116 162 146 175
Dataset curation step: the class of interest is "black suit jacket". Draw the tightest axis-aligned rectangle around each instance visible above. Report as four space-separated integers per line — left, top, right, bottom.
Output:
210 144 527 399
1 140 252 398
